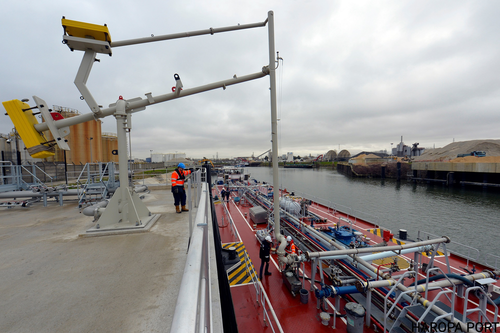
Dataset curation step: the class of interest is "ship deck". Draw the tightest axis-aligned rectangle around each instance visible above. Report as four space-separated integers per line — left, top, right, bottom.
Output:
2 176 498 332
215 197 354 332
213 184 500 332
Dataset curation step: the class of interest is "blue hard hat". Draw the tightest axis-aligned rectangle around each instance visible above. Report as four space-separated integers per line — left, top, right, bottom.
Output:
178 163 186 169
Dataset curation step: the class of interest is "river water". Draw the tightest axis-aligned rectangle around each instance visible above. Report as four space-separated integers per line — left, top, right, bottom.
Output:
247 167 500 267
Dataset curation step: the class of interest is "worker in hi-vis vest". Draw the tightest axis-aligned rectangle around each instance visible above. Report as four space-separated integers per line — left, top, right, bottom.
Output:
171 163 192 213
285 236 296 255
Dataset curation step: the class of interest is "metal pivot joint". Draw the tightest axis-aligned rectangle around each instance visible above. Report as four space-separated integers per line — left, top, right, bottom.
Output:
173 73 183 95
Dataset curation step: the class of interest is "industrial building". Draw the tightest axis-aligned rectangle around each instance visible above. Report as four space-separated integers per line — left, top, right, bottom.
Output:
150 153 187 163
0 134 36 165
392 136 425 158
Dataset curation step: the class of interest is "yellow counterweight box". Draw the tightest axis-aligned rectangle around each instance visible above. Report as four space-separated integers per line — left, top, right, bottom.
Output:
2 99 55 159
62 18 111 43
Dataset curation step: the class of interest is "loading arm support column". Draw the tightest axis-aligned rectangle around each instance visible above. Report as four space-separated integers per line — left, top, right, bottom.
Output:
87 97 153 230
267 11 284 246
115 98 129 192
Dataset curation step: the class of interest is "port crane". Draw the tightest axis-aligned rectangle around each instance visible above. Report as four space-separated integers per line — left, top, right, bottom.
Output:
313 154 323 161
254 148 271 160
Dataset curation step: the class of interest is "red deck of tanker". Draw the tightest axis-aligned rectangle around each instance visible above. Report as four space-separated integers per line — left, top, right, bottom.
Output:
212 184 500 332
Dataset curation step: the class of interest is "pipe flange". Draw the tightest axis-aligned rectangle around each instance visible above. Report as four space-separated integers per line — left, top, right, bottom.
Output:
483 270 497 280
355 280 368 293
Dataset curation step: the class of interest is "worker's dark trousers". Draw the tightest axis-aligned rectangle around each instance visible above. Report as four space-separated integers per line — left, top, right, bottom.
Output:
259 260 269 279
172 186 186 206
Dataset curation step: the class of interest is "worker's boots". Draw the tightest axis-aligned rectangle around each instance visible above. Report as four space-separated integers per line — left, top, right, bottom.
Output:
175 206 181 214
181 205 189 212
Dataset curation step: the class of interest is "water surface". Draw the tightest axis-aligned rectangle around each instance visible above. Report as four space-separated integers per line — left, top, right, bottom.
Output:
248 167 500 265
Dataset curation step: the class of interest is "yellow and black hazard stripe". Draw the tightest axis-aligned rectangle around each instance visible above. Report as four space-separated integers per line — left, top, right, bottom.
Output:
222 242 258 286
366 228 444 257
366 228 404 245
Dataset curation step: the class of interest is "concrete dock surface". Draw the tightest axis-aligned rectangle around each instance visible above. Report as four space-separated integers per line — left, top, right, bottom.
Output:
0 185 192 333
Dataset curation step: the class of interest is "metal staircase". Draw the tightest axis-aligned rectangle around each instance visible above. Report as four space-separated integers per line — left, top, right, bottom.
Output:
386 266 495 333
77 162 119 207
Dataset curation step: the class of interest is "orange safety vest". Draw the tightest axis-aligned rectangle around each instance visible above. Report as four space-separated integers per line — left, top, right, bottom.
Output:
171 169 192 187
285 241 296 255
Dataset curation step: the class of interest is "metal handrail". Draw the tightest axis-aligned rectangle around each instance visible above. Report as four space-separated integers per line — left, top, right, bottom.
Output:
21 164 53 186
463 286 499 323
76 163 90 184
171 176 281 332
241 246 283 333
384 271 418 332
0 163 55 190
243 239 283 332
417 290 454 325
0 161 18 187
424 266 457 307
285 189 380 227
485 253 500 270
257 280 284 333
170 182 215 332
220 187 238 241
76 180 85 204
242 249 259 295
227 212 237 241
76 163 118 206
418 230 481 267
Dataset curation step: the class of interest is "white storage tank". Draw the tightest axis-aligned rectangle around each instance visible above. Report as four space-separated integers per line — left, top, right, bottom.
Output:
280 197 301 215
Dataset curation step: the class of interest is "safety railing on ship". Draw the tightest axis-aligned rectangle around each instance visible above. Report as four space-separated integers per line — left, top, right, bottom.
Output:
220 195 238 242
463 286 498 323
485 253 500 270
424 266 457 304
214 181 283 332
242 248 260 295
418 230 481 269
170 182 218 333
222 209 238 241
286 189 381 228
186 169 205 240
240 248 284 333
270 185 500 271
417 289 455 326
384 271 422 332
224 203 235 236
192 169 204 208
257 280 284 333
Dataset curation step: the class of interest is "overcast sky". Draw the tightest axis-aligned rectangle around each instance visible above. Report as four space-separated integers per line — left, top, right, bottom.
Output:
2 1 499 159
